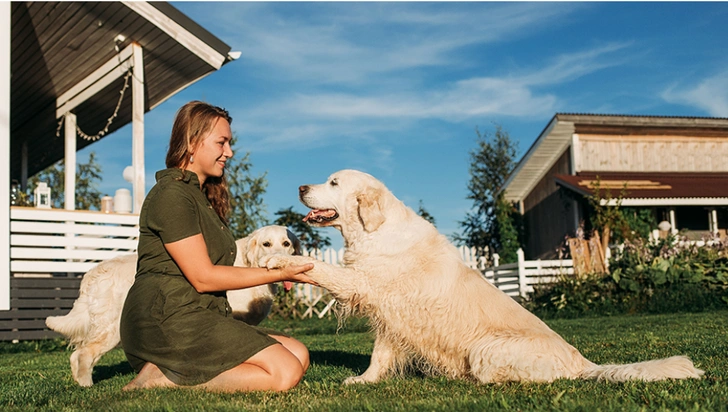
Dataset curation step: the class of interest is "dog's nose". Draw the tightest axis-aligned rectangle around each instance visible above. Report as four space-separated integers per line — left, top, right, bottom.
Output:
299 185 309 196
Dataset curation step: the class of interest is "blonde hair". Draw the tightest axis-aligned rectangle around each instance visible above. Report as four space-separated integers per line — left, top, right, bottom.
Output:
166 101 233 222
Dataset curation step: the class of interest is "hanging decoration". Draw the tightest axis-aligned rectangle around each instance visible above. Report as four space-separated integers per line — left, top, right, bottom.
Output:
55 69 132 141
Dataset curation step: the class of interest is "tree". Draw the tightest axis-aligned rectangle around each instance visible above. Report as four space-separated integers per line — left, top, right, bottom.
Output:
417 200 436 226
453 125 520 262
587 177 627 255
27 151 103 210
226 134 269 239
273 206 332 250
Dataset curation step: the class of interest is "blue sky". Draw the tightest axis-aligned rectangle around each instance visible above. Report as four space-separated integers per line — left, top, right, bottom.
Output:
81 2 728 249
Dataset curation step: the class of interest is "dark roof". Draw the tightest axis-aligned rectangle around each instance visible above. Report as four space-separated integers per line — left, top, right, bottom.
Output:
10 2 233 179
555 172 728 200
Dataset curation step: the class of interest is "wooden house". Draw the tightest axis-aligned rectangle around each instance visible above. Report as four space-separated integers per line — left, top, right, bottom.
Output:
501 113 728 259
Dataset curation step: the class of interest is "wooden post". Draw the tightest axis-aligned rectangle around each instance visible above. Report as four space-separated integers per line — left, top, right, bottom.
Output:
517 248 526 298
131 43 145 213
1 1 10 310
64 112 77 210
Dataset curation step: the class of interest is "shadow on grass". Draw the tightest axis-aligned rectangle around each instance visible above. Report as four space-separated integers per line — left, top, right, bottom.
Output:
93 361 134 384
310 349 370 373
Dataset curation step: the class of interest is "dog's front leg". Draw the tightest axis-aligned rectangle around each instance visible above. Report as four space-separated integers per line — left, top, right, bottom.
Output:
344 333 406 385
261 254 361 302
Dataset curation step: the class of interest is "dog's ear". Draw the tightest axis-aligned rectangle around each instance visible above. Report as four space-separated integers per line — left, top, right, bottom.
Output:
287 229 303 256
245 236 261 267
234 235 255 267
357 187 385 232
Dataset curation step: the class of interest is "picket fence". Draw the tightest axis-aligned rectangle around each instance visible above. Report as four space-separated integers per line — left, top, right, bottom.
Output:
3 206 576 338
281 246 574 319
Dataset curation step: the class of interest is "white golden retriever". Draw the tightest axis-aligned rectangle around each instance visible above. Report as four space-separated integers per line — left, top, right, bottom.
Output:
263 169 704 384
45 225 300 387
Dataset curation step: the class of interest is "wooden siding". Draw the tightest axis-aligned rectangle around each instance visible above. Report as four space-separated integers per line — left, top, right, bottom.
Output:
1 277 80 341
523 151 577 259
577 134 728 173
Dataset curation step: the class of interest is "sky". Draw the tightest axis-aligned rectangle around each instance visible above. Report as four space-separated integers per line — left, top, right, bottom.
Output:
79 2 728 249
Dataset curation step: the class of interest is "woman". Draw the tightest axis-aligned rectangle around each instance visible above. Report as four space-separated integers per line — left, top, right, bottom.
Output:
120 101 315 392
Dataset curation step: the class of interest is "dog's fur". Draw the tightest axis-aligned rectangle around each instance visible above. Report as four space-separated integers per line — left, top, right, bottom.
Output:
263 169 704 384
45 225 300 387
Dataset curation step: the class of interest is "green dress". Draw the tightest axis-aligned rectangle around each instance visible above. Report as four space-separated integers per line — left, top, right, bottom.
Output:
120 168 278 385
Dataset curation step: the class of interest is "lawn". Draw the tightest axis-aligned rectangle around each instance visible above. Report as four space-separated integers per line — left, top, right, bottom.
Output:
1 310 726 411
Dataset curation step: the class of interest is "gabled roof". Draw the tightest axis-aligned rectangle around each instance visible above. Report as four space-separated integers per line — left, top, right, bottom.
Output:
554 172 728 206
501 113 728 203
11 2 235 179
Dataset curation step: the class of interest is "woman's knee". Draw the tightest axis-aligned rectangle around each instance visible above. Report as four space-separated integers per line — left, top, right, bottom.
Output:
272 336 310 370
254 344 306 391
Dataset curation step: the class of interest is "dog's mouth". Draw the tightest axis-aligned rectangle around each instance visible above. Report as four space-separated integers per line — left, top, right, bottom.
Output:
303 209 339 224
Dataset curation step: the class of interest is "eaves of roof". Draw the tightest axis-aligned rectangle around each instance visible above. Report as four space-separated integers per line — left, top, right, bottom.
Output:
554 171 728 206
501 113 728 203
10 1 235 179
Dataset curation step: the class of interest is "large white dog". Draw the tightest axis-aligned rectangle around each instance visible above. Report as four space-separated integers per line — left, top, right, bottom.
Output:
45 225 300 387
263 169 704 384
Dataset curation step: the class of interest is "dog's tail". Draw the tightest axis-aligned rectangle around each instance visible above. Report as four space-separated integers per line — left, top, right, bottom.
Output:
580 355 704 382
45 295 90 343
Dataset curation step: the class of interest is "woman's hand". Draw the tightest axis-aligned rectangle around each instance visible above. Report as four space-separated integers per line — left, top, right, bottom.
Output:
275 263 318 286
165 234 319 292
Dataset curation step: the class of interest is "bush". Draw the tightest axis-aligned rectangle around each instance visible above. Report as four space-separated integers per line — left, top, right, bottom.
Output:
526 234 728 318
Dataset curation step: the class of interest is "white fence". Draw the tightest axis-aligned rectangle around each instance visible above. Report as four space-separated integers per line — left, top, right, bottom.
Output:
6 207 575 318
287 246 575 318
9 207 139 275
481 249 574 299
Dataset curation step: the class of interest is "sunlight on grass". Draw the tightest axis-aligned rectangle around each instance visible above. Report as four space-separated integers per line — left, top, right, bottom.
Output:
1 311 726 411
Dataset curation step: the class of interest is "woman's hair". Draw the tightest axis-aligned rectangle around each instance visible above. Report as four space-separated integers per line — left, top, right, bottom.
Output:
166 100 233 222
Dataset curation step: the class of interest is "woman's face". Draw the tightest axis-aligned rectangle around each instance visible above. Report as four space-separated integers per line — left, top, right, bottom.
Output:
187 117 233 185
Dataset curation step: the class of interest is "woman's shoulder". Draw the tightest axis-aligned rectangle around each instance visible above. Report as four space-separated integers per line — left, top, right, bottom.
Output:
146 170 197 203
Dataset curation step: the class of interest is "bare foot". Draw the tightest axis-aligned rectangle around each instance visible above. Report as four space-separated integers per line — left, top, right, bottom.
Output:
123 362 176 391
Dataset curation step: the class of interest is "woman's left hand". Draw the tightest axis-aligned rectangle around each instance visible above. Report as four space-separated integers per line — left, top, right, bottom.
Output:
277 263 318 286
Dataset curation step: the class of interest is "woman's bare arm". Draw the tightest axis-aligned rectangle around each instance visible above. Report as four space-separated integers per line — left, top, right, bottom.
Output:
165 233 315 293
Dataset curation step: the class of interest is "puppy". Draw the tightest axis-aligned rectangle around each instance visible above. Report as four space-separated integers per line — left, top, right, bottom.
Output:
263 169 704 384
46 225 300 387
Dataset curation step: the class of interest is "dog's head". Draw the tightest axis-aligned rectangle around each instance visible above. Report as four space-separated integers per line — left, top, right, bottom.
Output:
235 225 302 268
299 169 390 234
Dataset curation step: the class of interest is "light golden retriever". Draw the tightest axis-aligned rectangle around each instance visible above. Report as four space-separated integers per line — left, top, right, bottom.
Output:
45 225 300 387
263 169 704 384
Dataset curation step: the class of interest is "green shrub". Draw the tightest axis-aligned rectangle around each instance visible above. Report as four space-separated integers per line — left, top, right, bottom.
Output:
526 234 728 318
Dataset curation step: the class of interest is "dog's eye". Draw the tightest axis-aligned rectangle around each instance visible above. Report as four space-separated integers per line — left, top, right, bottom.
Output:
262 242 272 247
283 241 291 247
330 179 338 186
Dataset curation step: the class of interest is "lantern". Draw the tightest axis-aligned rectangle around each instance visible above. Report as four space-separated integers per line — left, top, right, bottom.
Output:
34 182 52 208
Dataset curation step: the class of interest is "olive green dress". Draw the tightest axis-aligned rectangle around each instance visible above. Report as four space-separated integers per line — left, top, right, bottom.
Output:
120 169 278 386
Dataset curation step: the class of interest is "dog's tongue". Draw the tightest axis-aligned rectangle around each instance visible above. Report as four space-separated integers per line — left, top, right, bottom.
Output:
283 281 293 292
303 209 336 222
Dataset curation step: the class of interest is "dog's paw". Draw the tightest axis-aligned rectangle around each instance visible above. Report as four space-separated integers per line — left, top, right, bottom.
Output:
343 375 373 385
258 254 284 269
260 254 313 269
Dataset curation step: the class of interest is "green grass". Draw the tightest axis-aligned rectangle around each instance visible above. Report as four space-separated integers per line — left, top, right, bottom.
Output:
1 311 727 411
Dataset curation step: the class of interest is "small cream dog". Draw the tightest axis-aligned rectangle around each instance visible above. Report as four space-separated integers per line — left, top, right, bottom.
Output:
263 169 704 384
46 225 300 387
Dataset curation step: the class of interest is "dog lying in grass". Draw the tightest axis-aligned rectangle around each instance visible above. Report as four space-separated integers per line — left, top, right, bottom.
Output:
263 169 704 384
46 225 300 387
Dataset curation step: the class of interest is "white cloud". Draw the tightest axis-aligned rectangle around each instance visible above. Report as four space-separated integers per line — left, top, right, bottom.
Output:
241 42 628 124
661 71 728 117
183 2 586 84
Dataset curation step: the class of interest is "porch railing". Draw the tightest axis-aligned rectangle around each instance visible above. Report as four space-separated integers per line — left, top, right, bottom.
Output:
2 207 139 341
9 206 139 275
